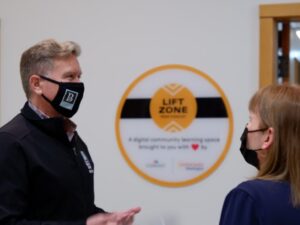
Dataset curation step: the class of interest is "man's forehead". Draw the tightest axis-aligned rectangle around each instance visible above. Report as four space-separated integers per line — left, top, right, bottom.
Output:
51 57 81 74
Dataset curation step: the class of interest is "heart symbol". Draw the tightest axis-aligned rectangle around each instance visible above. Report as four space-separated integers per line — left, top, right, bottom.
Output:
191 144 199 151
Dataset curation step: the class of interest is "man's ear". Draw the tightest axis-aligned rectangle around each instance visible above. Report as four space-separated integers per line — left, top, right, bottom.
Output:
29 75 43 95
262 127 274 150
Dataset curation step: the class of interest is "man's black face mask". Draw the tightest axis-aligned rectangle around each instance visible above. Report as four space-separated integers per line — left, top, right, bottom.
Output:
39 75 85 118
239 126 268 169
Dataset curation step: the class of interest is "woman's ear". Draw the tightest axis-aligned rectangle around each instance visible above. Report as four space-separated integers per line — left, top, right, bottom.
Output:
29 75 43 95
262 127 274 150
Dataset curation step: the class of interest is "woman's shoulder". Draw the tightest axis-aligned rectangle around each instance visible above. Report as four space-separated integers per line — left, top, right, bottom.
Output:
232 179 290 201
237 179 288 191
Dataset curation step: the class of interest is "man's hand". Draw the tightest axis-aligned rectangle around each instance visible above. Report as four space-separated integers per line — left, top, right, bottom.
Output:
87 207 141 225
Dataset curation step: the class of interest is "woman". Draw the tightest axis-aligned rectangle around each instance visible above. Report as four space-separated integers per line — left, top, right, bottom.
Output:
219 84 300 225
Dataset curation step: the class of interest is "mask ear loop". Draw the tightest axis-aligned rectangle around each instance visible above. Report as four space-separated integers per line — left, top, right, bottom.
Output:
37 74 61 85
36 75 60 104
247 127 269 133
244 124 269 151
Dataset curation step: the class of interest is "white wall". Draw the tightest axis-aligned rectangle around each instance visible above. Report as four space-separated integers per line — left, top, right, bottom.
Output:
0 0 297 224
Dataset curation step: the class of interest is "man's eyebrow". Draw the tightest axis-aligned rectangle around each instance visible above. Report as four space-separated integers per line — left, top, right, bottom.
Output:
61 71 82 77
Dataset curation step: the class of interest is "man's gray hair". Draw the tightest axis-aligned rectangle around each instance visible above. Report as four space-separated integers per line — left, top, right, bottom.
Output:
20 39 81 98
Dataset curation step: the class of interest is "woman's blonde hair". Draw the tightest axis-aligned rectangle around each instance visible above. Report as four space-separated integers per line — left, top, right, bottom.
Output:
249 84 300 206
20 39 81 98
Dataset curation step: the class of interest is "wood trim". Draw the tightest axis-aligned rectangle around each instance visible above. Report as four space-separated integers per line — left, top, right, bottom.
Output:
259 3 300 88
260 3 300 18
259 18 276 87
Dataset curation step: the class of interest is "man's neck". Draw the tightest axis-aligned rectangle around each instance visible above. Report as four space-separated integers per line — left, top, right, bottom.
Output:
29 96 60 117
28 101 50 119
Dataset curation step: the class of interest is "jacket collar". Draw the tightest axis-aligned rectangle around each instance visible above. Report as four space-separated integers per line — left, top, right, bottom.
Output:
21 102 71 145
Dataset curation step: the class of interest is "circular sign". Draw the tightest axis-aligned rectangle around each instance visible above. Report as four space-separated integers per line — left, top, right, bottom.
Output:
115 64 233 187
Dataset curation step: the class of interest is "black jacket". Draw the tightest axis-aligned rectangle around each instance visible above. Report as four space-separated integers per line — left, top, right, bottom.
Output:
0 102 104 225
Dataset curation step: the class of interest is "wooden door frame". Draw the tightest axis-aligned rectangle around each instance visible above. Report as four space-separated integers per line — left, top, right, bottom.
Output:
259 3 300 87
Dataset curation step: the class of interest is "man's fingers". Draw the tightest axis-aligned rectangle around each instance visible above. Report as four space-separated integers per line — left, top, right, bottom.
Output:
124 207 141 215
120 213 135 225
129 207 141 214
109 207 141 225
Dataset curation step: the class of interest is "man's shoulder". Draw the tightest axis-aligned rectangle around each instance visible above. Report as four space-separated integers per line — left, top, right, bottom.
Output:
0 113 30 140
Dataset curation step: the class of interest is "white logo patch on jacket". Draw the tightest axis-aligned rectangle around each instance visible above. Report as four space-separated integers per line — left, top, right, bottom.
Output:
80 151 94 173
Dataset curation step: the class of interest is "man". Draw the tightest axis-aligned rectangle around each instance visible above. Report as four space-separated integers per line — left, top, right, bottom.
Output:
0 39 141 225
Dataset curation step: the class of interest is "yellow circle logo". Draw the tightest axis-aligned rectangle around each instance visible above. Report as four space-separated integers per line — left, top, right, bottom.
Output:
150 83 197 132
115 64 234 187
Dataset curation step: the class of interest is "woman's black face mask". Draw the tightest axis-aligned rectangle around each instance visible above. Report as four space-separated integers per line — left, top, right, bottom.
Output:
239 126 268 169
39 75 85 118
